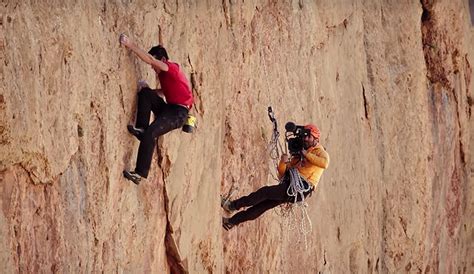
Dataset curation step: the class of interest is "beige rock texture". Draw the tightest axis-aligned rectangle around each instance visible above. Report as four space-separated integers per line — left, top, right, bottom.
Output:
1 0 473 273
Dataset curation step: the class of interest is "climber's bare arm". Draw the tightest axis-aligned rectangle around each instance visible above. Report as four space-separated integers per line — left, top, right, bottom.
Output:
119 33 168 72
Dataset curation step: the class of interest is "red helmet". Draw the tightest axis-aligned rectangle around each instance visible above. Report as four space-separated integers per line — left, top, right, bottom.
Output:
304 124 320 139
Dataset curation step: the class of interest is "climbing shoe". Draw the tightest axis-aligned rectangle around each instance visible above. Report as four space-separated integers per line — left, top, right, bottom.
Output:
127 125 145 140
123 170 142 185
222 217 234 231
221 196 236 214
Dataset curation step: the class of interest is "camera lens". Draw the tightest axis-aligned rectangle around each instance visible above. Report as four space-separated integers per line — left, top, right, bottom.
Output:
285 122 296 132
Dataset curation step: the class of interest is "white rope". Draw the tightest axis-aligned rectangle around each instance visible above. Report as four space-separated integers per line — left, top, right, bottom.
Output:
282 168 313 249
267 134 281 182
261 30 286 184
261 49 273 107
260 28 287 176
258 22 313 249
286 168 312 203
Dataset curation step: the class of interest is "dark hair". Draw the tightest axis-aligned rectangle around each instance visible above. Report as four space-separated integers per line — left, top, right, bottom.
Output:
148 45 169 60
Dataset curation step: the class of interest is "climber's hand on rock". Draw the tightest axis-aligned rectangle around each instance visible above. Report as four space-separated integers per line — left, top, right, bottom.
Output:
119 33 130 47
280 154 289 163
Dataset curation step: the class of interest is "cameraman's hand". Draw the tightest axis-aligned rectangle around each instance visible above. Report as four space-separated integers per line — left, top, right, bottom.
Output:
280 154 289 163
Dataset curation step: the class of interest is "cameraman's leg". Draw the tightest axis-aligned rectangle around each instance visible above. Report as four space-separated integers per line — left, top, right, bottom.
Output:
232 181 290 210
229 200 284 226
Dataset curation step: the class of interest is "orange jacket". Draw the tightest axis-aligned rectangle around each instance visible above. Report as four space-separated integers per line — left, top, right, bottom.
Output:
277 144 329 188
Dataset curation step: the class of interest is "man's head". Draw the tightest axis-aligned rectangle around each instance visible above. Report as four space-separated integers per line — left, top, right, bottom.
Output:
148 45 169 61
303 124 320 149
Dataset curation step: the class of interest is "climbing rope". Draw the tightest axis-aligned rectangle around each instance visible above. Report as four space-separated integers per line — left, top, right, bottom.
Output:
261 29 285 163
267 107 285 175
283 202 313 250
259 28 313 249
283 168 313 248
286 168 312 203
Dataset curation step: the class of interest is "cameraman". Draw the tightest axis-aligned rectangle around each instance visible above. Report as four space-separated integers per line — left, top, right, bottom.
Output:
222 124 329 230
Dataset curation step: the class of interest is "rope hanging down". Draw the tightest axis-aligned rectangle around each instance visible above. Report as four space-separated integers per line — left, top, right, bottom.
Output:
283 199 313 250
284 168 313 249
259 28 314 246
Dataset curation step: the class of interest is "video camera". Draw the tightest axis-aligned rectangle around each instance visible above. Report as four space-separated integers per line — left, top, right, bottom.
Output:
285 122 310 155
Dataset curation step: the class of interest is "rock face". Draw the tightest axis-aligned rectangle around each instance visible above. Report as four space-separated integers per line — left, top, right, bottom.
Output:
1 1 473 273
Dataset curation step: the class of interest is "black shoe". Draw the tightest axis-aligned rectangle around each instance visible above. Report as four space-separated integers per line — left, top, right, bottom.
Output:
127 125 144 140
222 217 234 231
221 196 236 214
123 170 142 185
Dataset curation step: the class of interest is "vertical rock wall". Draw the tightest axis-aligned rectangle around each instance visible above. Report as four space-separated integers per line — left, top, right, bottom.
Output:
1 1 472 273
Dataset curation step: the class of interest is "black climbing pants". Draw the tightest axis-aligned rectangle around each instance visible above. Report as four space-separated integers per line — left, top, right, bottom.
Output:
134 88 188 178
229 175 313 226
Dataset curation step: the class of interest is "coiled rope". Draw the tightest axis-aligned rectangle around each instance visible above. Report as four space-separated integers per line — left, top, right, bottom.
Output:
284 168 313 249
286 168 312 203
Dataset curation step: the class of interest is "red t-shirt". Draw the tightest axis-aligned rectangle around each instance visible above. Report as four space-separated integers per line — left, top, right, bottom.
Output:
154 61 194 108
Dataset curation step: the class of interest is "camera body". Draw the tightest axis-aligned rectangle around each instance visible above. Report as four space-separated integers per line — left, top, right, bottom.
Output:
285 122 310 155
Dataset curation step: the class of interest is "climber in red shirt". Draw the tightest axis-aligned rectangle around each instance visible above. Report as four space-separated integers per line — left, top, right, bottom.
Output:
119 33 194 185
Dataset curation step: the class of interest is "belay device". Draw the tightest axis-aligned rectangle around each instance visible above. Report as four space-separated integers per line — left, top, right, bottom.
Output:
267 106 285 162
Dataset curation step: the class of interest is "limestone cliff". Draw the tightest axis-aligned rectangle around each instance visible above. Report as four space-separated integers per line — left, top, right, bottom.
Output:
1 0 473 273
